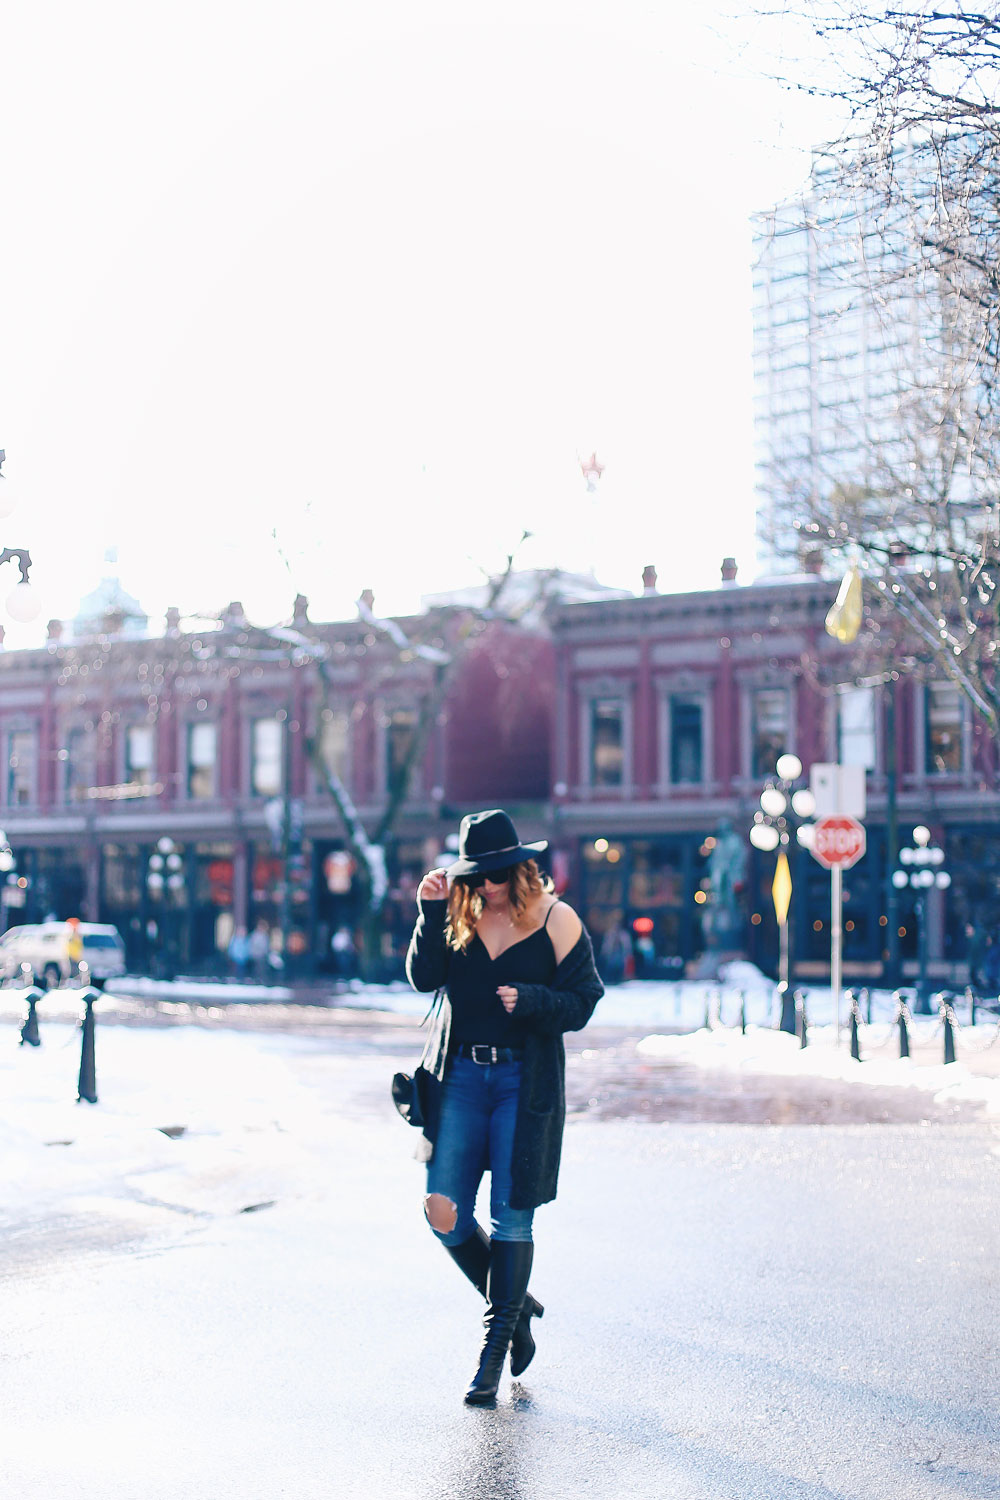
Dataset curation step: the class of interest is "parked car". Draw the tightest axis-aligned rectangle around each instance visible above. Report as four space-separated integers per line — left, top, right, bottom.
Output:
0 922 127 988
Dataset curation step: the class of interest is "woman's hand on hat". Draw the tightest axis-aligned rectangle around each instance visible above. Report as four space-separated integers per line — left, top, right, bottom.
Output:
417 868 449 903
497 986 518 1014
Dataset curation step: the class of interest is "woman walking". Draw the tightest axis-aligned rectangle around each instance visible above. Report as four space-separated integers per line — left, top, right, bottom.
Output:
405 809 604 1406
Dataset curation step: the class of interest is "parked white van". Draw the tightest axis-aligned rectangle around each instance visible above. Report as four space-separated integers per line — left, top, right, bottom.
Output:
0 922 127 988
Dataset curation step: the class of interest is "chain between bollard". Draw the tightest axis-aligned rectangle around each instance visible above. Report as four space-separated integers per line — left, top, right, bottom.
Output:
943 995 1000 1053
849 990 910 1055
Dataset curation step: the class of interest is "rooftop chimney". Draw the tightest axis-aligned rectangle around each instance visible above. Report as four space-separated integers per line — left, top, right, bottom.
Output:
222 601 246 627
721 557 738 587
359 588 375 613
101 607 126 636
47 619 63 642
641 565 658 596
293 593 310 626
165 606 181 634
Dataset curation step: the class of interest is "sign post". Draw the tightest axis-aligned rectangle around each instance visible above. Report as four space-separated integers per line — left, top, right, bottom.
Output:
810 814 867 1043
771 851 793 998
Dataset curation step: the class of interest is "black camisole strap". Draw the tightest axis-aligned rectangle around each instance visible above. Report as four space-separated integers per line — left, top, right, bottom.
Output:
542 900 561 930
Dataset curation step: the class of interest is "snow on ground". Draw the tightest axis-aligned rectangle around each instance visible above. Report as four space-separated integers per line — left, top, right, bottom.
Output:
105 975 294 1002
0 1021 337 1221
634 1026 1000 1115
3 963 999 1172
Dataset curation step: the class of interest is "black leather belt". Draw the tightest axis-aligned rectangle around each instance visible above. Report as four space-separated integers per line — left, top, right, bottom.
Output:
456 1043 525 1064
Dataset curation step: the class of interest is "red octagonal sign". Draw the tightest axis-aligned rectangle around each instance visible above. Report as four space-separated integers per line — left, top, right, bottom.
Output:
811 815 866 870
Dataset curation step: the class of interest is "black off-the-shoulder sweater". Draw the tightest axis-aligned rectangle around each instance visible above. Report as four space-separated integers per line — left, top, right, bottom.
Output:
405 899 604 1210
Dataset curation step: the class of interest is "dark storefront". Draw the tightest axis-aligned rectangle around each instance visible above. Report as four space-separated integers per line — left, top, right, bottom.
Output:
578 834 710 980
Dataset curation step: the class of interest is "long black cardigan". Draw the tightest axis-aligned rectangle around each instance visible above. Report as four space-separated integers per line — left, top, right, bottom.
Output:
404 899 604 1210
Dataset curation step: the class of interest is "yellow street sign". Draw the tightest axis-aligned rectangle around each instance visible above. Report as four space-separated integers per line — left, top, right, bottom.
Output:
772 851 792 927
825 565 863 643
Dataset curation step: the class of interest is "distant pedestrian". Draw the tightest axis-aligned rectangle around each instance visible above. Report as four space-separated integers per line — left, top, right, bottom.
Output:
331 925 356 983
248 920 270 984
599 920 631 985
66 919 83 979
406 808 603 1406
228 927 249 980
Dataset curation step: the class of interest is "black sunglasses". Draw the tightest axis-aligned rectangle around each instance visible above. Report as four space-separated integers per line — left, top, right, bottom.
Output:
462 868 512 890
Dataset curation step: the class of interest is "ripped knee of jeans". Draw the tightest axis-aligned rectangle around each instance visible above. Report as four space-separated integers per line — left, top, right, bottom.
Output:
423 1192 458 1234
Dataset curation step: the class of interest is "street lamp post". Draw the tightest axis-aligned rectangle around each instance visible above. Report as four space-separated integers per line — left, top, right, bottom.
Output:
0 830 19 929
892 825 950 1014
748 752 816 1031
0 452 41 625
146 837 186 978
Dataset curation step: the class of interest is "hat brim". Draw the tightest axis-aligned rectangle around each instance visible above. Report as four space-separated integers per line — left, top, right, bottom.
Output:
447 840 548 880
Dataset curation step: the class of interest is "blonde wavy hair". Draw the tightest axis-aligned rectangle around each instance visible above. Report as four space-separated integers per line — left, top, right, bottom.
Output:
445 859 553 952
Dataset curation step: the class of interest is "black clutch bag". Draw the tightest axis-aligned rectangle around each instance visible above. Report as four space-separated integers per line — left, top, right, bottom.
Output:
391 1068 426 1128
392 990 443 1128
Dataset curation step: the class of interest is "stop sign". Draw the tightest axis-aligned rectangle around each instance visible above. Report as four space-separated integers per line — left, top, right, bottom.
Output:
811 815 866 870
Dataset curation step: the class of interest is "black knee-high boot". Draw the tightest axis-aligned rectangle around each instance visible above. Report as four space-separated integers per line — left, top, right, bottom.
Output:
444 1227 544 1377
464 1240 534 1406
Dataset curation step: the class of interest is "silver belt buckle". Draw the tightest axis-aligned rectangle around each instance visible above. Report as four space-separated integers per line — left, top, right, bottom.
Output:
471 1044 497 1064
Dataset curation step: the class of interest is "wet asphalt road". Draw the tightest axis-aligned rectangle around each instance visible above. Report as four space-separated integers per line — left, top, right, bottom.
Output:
2 1027 999 1499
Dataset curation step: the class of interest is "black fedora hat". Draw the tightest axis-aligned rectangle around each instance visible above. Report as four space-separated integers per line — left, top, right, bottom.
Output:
447 809 548 880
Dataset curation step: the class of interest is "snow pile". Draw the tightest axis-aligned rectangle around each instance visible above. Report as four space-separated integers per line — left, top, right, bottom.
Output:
635 1025 1000 1114
106 975 295 1001
0 1023 332 1219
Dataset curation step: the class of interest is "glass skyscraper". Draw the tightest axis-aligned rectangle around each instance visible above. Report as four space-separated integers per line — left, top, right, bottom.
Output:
751 141 981 573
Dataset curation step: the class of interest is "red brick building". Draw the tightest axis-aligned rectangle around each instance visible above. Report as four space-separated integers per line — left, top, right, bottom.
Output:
549 566 998 987
0 600 554 976
1 567 996 986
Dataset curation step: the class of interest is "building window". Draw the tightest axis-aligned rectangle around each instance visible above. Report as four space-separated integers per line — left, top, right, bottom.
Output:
838 686 877 769
187 722 217 800
925 682 963 775
61 727 95 805
751 689 790 778
125 724 156 788
320 709 350 785
669 696 704 784
251 718 284 796
7 729 37 806
386 707 418 794
590 699 625 787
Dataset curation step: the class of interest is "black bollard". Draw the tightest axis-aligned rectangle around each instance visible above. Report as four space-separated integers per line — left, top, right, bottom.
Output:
795 989 808 1049
941 996 957 1065
77 988 99 1104
849 1000 862 1062
779 986 796 1035
896 997 911 1059
19 986 43 1047
739 990 747 1036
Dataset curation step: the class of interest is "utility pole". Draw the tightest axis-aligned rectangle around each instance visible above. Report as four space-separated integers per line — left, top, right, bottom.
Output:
885 673 900 985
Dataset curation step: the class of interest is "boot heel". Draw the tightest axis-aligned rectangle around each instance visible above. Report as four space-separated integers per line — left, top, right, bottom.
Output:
510 1296 543 1379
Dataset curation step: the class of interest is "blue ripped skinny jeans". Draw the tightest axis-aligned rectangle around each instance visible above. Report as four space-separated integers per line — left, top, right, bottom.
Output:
425 1055 534 1246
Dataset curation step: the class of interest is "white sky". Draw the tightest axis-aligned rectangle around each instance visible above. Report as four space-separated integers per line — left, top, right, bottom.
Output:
0 1 841 647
